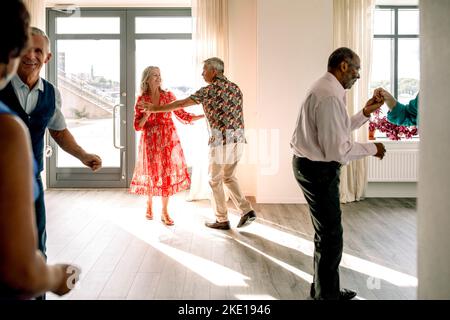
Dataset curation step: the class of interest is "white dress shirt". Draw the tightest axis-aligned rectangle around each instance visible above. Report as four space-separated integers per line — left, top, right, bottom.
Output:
290 72 377 165
11 75 67 130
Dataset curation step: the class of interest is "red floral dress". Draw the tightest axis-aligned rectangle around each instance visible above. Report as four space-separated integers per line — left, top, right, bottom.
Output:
129 90 193 197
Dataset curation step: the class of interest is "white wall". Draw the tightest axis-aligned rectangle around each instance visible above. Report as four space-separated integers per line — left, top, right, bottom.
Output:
228 0 257 196
46 0 407 202
255 0 333 203
418 0 450 299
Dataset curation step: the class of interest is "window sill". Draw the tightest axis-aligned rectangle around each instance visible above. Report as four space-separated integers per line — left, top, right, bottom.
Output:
372 136 419 141
370 137 419 150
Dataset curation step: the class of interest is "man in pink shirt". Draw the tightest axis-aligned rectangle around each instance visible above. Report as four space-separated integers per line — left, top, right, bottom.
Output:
291 47 386 300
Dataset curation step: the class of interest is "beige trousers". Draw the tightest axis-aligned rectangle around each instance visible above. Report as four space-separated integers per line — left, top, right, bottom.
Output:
208 143 253 222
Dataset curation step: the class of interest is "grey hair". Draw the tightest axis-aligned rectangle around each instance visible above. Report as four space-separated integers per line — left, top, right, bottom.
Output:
140 66 161 94
31 26 51 52
327 47 357 71
204 57 224 74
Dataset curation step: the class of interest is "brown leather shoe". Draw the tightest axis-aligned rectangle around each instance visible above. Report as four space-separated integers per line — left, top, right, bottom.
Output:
237 210 256 228
205 220 230 230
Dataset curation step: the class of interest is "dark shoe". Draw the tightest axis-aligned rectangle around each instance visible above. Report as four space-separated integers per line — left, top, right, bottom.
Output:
310 283 356 300
339 288 357 300
310 283 315 299
236 210 256 228
205 220 230 230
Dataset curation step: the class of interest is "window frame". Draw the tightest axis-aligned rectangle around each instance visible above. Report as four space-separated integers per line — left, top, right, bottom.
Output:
373 5 419 100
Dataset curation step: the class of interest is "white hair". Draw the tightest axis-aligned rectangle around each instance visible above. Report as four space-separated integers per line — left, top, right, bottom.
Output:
204 57 224 74
31 26 51 52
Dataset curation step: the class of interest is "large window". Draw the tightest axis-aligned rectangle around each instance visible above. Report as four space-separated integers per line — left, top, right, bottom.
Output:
370 5 420 138
133 13 197 168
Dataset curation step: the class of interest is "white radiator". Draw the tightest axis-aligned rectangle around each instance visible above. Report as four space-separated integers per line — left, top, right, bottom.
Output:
368 150 419 182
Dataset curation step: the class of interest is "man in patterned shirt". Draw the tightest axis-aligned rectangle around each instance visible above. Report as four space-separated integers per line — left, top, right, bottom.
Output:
141 57 256 230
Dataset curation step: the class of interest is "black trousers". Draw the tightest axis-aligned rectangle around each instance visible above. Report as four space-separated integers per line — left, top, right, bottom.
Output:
292 155 343 300
34 176 47 300
35 175 47 258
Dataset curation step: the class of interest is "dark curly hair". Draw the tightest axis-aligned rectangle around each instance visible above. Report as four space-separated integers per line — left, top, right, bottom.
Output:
0 0 30 64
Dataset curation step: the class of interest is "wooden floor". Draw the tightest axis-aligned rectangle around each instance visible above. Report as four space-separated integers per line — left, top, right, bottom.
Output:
45 190 417 300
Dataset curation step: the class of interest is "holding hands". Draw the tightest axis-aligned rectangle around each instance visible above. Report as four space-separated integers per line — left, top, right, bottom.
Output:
136 100 156 113
363 89 385 116
377 88 397 110
136 100 205 121
367 88 387 160
372 87 397 110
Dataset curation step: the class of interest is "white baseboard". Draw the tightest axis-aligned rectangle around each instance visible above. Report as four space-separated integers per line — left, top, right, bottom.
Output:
365 182 417 198
255 196 307 204
254 183 417 203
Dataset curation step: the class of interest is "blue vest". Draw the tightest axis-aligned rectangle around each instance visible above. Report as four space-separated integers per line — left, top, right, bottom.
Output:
0 100 11 114
0 80 56 173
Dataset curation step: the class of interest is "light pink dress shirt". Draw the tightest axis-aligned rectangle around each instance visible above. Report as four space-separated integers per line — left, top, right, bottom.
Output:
290 72 377 165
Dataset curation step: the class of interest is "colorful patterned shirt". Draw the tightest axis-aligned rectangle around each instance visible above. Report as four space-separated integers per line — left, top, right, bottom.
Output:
190 75 246 146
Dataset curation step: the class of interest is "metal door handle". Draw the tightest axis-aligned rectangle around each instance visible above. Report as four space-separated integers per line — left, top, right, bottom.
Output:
113 104 125 149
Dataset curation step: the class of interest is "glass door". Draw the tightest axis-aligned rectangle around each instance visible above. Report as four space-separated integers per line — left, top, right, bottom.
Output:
129 9 197 169
46 8 194 188
47 10 127 187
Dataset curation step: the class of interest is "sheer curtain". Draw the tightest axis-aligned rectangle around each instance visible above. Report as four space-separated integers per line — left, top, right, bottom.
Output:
186 0 229 201
24 0 46 30
333 0 375 203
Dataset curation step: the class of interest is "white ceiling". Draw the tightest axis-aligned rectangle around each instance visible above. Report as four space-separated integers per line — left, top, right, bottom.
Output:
376 0 419 5
46 0 418 9
46 0 191 7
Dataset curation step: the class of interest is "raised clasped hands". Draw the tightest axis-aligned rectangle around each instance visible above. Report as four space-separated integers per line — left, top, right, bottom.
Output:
376 88 397 110
364 88 385 116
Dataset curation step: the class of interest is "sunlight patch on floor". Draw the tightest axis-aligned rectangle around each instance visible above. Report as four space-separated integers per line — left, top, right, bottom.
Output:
217 232 313 284
243 219 417 288
109 208 249 287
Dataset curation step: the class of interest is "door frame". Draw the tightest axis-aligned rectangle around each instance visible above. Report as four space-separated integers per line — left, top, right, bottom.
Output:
47 8 128 187
46 7 192 188
124 8 192 187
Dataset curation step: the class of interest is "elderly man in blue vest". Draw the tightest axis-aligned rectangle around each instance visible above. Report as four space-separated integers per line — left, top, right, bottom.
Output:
0 27 102 260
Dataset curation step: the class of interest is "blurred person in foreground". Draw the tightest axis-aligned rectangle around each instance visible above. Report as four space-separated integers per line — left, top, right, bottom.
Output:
0 0 80 300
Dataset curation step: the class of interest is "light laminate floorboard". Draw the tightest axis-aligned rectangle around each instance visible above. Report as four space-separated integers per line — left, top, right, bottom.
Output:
44 189 417 300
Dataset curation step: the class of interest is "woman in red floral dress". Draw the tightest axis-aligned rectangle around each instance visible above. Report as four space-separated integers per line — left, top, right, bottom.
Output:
130 66 204 225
